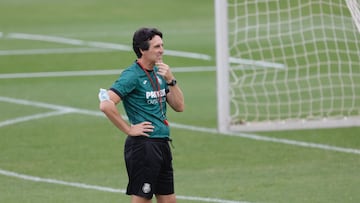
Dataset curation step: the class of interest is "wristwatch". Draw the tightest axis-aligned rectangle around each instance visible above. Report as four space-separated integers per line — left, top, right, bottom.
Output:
167 79 177 86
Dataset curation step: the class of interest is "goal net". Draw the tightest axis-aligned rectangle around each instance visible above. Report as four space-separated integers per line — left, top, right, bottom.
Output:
215 0 360 132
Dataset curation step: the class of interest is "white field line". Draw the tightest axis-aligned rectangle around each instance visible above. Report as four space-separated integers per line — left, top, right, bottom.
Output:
1 96 360 156
3 32 212 60
172 123 360 155
7 33 85 45
0 169 125 193
176 195 249 203
0 47 114 56
0 110 73 128
1 32 283 67
0 70 123 79
229 57 286 69
0 96 77 112
0 67 215 79
0 169 249 203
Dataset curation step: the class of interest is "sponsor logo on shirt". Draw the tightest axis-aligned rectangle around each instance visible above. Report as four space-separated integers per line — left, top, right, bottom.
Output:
146 89 166 105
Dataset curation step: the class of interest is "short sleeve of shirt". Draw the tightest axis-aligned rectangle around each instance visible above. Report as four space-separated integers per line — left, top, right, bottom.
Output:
110 68 138 99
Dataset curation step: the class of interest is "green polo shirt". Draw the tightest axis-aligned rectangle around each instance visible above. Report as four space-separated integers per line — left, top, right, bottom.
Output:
110 62 170 138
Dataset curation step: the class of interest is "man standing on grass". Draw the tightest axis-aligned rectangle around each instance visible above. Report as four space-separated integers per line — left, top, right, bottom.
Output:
99 27 184 203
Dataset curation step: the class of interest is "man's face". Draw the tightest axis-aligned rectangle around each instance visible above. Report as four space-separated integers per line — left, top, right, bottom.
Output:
141 35 164 63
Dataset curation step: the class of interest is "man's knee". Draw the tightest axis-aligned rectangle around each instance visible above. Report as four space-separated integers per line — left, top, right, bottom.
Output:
156 194 176 203
131 195 152 203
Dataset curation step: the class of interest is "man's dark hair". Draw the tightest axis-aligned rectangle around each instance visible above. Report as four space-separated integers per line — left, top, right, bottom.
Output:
132 27 163 58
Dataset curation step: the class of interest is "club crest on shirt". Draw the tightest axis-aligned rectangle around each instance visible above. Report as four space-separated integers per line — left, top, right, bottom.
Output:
142 183 151 194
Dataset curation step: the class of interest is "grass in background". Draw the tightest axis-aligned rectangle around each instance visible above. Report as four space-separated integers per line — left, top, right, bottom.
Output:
1 0 360 203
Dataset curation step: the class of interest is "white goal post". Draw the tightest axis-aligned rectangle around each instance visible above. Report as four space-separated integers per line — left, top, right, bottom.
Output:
215 0 360 132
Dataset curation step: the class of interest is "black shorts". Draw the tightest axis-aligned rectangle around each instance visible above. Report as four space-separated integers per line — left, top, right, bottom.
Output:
124 136 174 199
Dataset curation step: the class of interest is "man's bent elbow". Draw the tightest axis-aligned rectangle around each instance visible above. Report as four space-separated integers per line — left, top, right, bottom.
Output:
174 103 185 112
99 101 111 113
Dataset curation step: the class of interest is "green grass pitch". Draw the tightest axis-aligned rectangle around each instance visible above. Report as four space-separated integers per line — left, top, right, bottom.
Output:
0 0 360 203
